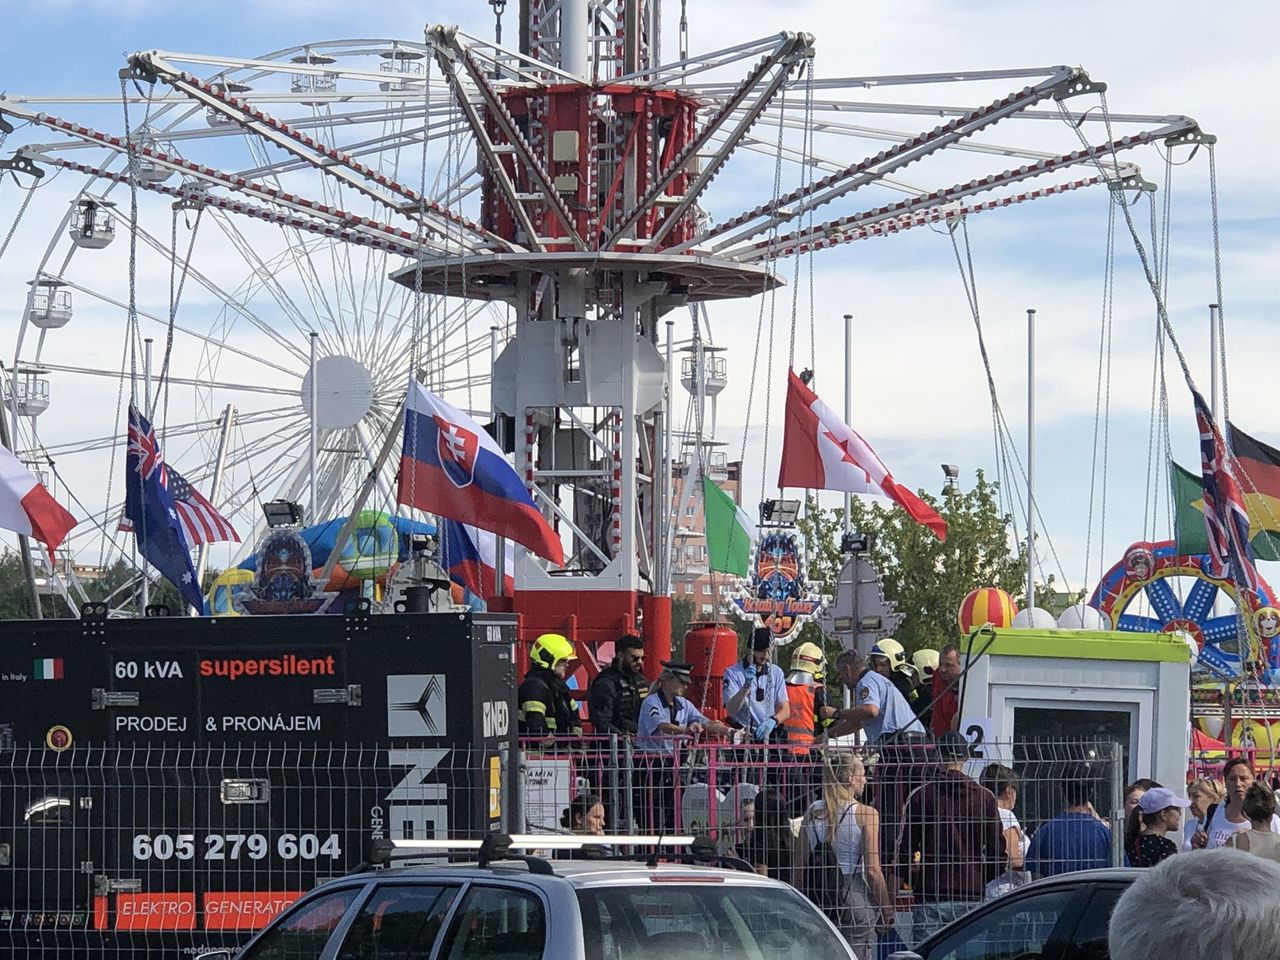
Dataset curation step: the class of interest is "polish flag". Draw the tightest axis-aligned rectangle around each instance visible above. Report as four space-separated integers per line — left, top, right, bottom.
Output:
778 369 947 541
0 446 78 552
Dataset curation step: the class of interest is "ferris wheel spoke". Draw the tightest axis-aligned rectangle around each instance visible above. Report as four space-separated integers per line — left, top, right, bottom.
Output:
52 277 299 380
1182 578 1219 623
33 362 298 397
1116 614 1164 633
1202 616 1240 645
1143 577 1182 626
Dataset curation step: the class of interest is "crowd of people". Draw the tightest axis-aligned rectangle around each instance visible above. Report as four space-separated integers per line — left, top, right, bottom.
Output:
519 628 1280 953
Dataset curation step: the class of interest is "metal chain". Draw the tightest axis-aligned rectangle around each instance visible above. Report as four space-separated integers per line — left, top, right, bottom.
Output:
0 185 34 264
159 203 203 438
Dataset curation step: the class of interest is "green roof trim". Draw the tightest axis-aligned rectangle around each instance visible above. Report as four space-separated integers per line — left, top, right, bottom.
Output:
964 627 1192 664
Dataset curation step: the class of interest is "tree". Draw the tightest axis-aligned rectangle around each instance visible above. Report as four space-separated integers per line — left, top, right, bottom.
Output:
797 470 1038 654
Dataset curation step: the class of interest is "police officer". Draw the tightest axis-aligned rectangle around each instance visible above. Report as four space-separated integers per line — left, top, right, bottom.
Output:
782 641 830 753
723 628 790 742
518 633 583 739
869 637 917 706
637 662 730 830
588 634 647 736
825 648 924 744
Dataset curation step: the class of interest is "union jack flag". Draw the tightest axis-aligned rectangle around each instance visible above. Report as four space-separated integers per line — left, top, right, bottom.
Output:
120 412 239 546
1194 388 1259 597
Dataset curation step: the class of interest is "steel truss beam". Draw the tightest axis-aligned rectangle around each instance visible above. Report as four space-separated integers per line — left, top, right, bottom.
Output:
427 25 586 251
737 120 1196 262
128 51 509 251
606 31 813 249
676 67 1089 255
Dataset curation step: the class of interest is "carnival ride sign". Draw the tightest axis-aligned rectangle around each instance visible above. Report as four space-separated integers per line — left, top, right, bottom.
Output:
724 530 828 643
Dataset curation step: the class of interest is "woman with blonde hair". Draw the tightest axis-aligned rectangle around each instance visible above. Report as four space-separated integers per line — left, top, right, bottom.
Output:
1183 777 1225 850
803 752 894 958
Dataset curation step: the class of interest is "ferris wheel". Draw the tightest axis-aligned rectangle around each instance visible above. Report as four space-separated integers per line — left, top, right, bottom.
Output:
0 10 1209 616
0 39 512 604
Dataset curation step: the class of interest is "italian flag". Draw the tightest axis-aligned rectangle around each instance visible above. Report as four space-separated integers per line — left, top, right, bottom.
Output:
703 474 755 577
0 444 77 552
33 658 63 680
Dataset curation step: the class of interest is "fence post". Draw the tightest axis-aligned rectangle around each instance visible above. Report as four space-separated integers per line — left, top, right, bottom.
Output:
513 744 527 834
623 735 635 832
1109 740 1125 867
608 734 621 832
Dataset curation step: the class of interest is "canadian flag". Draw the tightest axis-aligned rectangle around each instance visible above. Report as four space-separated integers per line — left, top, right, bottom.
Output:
779 369 947 541
0 445 78 552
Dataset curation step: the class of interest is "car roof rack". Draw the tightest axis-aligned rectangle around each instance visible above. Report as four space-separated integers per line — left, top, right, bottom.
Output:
356 833 739 875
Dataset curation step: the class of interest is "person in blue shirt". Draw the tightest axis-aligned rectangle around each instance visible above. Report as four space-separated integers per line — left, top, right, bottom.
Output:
638 661 731 756
722 628 790 742
1026 768 1113 878
636 662 730 832
825 649 925 744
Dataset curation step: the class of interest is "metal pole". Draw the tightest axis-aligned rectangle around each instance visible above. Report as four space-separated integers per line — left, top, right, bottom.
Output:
193 403 236 615
559 0 588 78
320 414 404 586
491 326 506 596
141 339 153 609
843 313 852 536
662 319 675 594
0 389 42 620
309 332 319 525
1026 308 1036 611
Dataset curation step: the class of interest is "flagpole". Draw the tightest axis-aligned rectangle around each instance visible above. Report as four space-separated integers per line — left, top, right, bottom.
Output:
843 313 852 537
661 318 675 595
0 392 42 619
309 332 319 525
1026 308 1036 611
141 338 152 611
491 324 506 597
192 403 236 616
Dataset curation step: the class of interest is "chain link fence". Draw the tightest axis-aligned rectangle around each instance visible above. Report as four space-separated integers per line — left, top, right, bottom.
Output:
0 736 1124 957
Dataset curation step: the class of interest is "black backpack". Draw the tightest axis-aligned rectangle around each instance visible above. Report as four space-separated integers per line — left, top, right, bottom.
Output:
807 806 851 910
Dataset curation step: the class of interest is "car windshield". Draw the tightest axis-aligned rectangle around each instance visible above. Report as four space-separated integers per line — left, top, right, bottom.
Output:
576 882 851 960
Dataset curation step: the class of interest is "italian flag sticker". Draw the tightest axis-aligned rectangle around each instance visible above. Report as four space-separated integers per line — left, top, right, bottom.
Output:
33 658 63 680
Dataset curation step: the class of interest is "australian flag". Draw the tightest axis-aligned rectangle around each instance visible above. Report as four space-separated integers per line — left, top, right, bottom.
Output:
1194 388 1260 597
123 404 205 610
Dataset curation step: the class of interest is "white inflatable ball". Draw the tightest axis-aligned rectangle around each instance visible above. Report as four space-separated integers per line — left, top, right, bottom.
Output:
1011 606 1058 629
1055 603 1109 631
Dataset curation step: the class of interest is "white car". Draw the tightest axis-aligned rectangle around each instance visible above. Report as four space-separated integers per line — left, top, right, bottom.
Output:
199 834 858 960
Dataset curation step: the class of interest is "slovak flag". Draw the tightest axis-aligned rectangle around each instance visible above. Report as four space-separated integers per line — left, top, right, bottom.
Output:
779 369 947 541
0 445 77 552
397 378 565 565
440 518 516 597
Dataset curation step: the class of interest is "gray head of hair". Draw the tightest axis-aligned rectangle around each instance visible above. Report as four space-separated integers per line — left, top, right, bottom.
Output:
1108 848 1280 960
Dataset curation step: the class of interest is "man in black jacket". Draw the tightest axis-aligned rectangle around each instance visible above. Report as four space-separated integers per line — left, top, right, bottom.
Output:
589 634 647 736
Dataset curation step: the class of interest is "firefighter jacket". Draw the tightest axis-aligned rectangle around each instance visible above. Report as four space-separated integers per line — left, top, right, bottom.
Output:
588 661 647 736
518 665 582 737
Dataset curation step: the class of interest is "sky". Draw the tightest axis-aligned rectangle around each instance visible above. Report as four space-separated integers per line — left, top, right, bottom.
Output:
1 0 1278 606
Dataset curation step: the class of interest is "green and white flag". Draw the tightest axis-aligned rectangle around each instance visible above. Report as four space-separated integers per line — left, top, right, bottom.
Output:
703 474 755 577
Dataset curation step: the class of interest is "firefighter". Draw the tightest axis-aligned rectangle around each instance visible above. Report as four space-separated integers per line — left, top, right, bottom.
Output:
911 648 940 722
588 634 647 736
518 633 583 739
869 638 916 706
782 641 829 753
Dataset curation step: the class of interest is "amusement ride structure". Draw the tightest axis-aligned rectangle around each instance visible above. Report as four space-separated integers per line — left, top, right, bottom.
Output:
0 0 1248 695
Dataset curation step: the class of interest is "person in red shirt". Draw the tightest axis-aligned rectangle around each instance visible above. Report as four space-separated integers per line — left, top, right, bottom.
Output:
929 643 961 736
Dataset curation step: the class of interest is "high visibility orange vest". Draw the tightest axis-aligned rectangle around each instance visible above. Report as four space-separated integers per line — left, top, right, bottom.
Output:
784 682 816 754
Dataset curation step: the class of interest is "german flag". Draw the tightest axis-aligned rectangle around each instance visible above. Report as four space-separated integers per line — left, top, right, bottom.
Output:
1229 423 1280 552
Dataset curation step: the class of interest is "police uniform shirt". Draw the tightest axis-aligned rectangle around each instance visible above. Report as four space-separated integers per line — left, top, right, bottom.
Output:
722 660 787 729
637 689 711 755
855 669 925 743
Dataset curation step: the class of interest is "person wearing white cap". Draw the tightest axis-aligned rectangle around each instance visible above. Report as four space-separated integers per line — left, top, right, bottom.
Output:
1127 787 1190 867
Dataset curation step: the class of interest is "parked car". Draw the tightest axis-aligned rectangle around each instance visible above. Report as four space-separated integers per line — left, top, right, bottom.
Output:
889 868 1141 960
198 834 857 960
